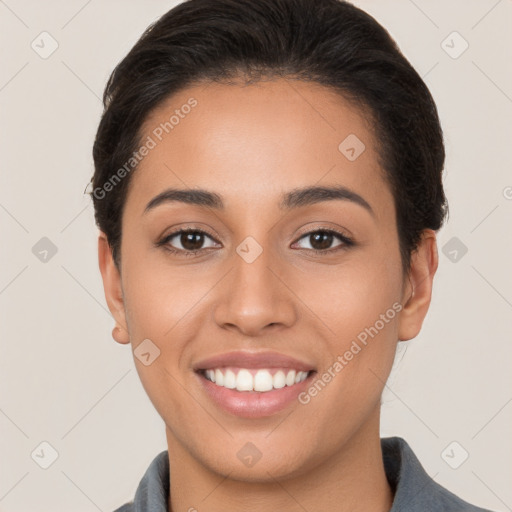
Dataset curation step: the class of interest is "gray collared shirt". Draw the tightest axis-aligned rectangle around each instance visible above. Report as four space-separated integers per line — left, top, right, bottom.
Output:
113 437 495 512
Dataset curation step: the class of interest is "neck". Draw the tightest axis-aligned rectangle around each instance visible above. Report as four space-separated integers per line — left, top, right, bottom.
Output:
166 411 394 512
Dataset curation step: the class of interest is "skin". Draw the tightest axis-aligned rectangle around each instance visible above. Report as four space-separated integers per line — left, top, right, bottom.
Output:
98 78 438 511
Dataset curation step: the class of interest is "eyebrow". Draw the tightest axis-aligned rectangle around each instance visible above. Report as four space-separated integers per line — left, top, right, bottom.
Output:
144 185 374 217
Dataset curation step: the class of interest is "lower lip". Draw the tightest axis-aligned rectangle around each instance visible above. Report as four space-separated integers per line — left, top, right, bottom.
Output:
196 371 316 419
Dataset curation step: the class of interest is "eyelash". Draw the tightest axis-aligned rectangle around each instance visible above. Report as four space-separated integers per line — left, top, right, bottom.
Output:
156 227 354 258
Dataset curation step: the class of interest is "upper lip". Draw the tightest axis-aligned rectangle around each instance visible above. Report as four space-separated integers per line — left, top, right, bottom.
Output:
194 351 316 372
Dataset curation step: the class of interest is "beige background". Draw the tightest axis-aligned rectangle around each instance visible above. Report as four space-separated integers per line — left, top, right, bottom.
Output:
0 0 511 511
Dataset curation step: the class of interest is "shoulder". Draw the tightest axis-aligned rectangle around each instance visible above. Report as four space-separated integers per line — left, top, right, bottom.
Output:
382 437 496 512
112 505 133 512
112 450 170 512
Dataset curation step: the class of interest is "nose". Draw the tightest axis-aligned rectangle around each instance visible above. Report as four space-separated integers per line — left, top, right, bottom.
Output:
212 244 297 337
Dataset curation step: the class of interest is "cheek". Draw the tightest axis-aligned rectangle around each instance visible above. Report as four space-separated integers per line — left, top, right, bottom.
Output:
291 249 402 342
119 258 206 421
121 251 211 340
291 246 403 398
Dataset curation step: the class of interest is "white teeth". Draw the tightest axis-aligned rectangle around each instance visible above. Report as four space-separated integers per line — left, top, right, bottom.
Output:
273 370 286 389
254 370 273 392
215 369 224 386
203 368 310 392
296 371 308 383
285 370 296 386
236 369 253 391
223 369 236 389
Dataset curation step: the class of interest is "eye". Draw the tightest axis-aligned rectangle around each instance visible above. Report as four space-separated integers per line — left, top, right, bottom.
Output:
157 227 354 258
292 229 353 254
157 228 220 256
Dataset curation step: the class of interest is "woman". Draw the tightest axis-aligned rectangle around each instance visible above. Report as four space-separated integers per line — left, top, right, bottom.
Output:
90 0 496 510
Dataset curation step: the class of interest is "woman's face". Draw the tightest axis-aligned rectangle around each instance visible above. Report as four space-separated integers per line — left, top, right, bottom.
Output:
99 78 437 480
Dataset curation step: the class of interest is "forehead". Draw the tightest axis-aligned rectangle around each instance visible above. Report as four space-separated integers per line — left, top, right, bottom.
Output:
127 78 391 219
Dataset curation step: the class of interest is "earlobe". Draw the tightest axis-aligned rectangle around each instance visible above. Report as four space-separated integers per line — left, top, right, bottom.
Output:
112 325 130 344
398 229 439 342
98 233 130 345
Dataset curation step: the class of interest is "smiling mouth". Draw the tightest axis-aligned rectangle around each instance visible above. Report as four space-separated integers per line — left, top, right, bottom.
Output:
197 367 316 393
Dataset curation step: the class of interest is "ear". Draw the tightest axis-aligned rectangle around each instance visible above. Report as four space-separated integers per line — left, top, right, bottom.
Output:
98 232 130 344
398 229 439 342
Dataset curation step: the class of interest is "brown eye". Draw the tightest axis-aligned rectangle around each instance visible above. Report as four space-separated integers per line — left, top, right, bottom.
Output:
159 229 220 255
179 231 206 251
308 231 334 250
293 229 353 253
